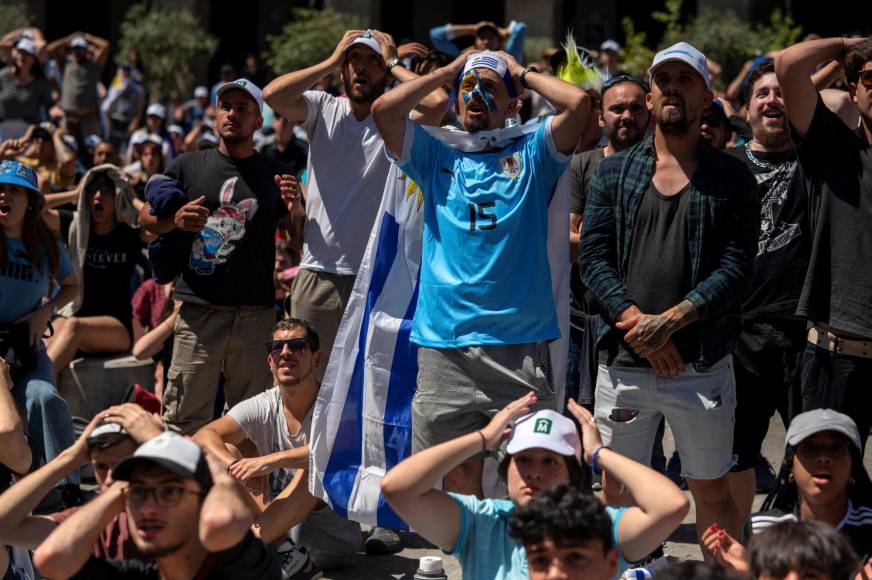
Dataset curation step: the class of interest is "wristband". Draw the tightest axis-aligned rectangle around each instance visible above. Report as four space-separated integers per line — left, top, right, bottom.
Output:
386 57 402 74
591 445 609 475
476 430 487 454
520 66 538 89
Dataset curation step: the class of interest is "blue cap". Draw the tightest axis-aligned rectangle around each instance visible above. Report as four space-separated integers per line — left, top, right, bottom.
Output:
0 160 42 205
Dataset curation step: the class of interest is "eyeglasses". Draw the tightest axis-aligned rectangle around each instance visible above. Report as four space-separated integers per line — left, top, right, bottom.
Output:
123 485 202 508
266 338 310 356
700 115 724 128
859 70 872 90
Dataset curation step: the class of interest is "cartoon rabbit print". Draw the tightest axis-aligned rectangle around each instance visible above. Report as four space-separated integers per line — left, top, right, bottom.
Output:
189 176 259 274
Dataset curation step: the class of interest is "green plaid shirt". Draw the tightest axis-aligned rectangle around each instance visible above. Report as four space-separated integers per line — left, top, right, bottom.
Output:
579 134 760 367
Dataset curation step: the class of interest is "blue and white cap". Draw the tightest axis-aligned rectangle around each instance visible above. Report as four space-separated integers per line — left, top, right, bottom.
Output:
0 160 42 203
461 51 517 97
216 78 264 113
650 41 711 89
15 38 38 57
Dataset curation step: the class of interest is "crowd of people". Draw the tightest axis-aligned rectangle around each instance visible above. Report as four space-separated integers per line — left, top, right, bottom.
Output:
0 14 870 580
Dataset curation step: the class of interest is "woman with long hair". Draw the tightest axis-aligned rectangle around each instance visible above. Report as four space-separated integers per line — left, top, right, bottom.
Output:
0 160 79 494
0 38 52 139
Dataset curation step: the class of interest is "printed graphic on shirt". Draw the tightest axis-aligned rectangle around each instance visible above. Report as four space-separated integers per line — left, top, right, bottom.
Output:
749 152 800 256
85 248 131 269
190 176 258 275
499 152 522 178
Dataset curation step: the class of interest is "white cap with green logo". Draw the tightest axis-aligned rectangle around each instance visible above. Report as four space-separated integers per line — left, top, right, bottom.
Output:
506 409 581 459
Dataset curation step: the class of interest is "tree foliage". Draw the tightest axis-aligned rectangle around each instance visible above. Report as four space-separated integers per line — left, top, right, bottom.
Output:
0 2 32 37
116 2 218 102
265 7 364 76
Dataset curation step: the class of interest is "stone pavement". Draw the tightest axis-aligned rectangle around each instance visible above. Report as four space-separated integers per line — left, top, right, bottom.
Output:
323 415 872 579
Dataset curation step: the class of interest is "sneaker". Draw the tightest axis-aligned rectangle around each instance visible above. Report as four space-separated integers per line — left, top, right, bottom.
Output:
364 527 403 555
755 455 777 493
277 540 322 579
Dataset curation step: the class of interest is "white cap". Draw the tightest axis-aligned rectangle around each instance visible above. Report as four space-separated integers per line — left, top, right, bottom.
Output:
506 409 581 459
15 38 38 57
198 132 219 145
193 85 208 99
345 30 382 56
463 50 509 79
417 556 444 574
112 431 212 489
146 103 166 119
87 422 128 441
786 409 862 452
167 124 184 136
144 134 164 148
70 36 88 49
650 41 711 89
600 39 621 53
216 78 263 113
130 132 149 146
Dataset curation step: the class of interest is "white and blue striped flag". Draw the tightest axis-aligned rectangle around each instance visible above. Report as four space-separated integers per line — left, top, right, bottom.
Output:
308 124 570 528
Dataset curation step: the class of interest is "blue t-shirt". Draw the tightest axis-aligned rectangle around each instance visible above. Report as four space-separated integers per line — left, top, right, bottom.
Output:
448 494 630 579
395 118 570 348
0 237 73 324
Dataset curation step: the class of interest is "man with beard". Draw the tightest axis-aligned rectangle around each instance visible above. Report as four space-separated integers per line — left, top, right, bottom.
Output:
568 75 649 411
194 319 361 577
579 42 759 555
726 60 811 522
262 30 447 385
372 50 590 496
138 79 299 435
33 432 281 579
775 37 872 449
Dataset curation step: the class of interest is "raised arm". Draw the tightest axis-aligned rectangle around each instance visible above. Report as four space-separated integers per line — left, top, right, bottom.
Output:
567 400 689 563
46 32 77 63
775 37 865 138
502 51 590 154
371 53 467 159
34 481 127 579
263 30 363 124
82 33 110 68
381 392 537 551
199 453 256 552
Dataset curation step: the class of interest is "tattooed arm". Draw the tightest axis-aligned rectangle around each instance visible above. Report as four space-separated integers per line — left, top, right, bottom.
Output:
616 300 699 358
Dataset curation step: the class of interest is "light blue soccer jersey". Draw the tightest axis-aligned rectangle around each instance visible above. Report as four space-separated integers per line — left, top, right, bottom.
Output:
394 117 570 348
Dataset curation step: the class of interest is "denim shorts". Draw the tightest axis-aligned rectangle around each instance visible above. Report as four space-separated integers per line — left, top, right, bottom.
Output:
412 343 556 454
593 355 736 480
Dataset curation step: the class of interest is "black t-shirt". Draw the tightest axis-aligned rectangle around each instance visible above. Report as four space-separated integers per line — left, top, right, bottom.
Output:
794 98 872 338
76 224 144 327
164 148 291 306
70 531 281 579
570 147 606 326
731 144 809 320
615 182 699 365
258 137 308 176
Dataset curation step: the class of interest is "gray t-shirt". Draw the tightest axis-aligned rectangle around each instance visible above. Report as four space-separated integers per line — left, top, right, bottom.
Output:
60 58 101 111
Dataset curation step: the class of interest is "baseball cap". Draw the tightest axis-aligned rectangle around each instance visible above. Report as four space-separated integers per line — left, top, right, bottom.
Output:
197 132 219 145
193 85 208 99
87 422 128 441
146 103 166 119
506 410 581 459
130 132 149 146
167 124 184 136
70 36 88 49
112 431 213 490
786 409 862 452
476 21 501 35
15 38 38 57
461 50 517 97
84 134 102 148
215 78 263 113
345 29 382 56
600 39 621 53
650 41 711 90
0 160 41 201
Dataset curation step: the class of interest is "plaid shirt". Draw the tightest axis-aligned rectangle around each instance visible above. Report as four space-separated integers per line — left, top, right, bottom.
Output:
579 134 760 367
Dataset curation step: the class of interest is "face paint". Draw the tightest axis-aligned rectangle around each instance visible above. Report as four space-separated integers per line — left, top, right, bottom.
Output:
460 69 498 112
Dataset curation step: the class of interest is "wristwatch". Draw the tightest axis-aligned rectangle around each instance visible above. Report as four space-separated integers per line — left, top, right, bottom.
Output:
386 57 402 75
520 66 538 89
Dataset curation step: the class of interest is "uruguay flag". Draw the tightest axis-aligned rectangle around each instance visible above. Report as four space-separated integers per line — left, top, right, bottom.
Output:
308 124 570 528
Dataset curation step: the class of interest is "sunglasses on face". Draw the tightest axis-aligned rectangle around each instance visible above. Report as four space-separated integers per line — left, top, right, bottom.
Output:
266 338 310 356
700 115 724 128
859 70 872 90
123 484 202 508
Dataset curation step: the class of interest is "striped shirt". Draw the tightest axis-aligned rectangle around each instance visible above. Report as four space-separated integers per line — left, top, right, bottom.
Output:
0 66 52 124
748 501 872 559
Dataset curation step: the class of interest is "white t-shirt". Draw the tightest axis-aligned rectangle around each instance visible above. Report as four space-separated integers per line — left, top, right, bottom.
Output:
300 90 390 275
227 387 309 498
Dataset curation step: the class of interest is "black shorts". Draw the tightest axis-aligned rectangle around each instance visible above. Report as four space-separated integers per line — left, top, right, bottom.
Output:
731 319 805 472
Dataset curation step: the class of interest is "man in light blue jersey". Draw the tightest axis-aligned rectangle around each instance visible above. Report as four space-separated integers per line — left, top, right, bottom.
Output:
372 50 590 495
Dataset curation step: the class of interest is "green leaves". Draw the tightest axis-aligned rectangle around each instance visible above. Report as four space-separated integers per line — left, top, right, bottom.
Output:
264 7 364 75
116 2 218 102
0 2 32 37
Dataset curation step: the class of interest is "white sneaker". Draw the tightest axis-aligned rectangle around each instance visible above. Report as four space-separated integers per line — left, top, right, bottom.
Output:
277 540 317 579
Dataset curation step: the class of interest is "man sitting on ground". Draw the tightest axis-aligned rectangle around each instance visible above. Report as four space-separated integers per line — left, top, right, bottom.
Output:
194 318 361 577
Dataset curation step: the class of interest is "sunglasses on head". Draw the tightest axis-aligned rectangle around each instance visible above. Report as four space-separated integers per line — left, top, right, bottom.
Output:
602 74 650 94
859 70 872 90
266 338 309 356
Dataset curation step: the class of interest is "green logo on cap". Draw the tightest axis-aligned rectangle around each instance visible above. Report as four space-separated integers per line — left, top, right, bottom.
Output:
534 418 552 434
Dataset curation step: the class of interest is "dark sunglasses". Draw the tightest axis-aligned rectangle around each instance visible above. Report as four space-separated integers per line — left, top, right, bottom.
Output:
123 485 202 508
602 74 650 94
266 338 310 356
700 115 724 128
859 70 872 90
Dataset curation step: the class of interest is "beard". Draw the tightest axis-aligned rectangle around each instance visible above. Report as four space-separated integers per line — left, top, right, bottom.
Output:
655 97 692 136
755 125 790 149
133 534 186 558
217 127 252 144
606 121 643 149
462 114 490 133
344 76 386 104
